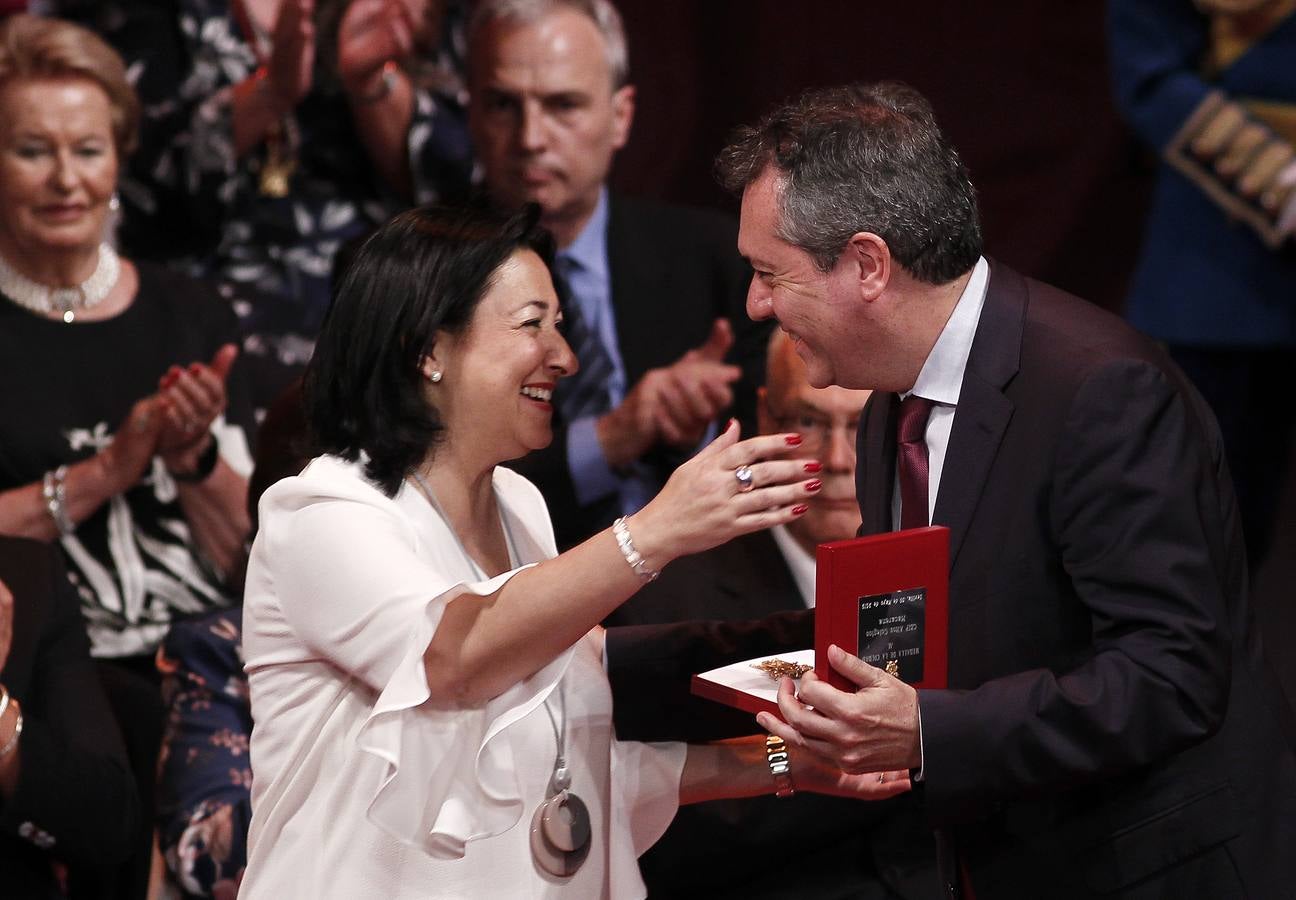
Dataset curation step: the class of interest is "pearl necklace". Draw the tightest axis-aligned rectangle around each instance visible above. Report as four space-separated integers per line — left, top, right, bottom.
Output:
0 243 121 323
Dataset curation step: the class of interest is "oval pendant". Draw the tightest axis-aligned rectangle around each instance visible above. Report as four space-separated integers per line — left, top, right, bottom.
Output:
530 791 591 878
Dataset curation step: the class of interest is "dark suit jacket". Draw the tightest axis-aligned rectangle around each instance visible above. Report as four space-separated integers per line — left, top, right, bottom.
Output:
0 537 138 899
507 194 766 549
608 261 1296 899
609 531 937 899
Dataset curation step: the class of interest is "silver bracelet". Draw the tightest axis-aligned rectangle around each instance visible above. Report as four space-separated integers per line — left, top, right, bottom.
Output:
612 516 659 583
0 696 22 758
41 465 72 536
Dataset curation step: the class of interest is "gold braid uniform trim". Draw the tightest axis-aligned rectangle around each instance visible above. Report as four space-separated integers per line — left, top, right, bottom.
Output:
1166 90 1296 246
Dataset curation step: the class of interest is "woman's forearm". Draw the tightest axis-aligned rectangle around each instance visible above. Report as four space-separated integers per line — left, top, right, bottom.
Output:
345 69 415 199
174 461 251 579
423 521 651 707
679 736 774 805
680 734 915 806
0 454 131 541
231 69 292 158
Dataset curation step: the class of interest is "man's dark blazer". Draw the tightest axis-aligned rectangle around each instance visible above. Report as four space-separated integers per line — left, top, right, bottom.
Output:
608 530 937 900
608 261 1296 899
507 193 767 550
0 537 138 899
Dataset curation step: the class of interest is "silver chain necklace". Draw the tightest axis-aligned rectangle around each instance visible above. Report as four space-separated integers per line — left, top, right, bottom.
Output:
406 470 592 877
0 242 121 323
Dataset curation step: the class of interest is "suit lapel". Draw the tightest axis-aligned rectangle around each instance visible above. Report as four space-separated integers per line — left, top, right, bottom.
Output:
932 260 1025 569
856 392 898 536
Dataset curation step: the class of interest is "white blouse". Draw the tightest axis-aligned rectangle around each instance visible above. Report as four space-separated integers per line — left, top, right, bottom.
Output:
240 456 684 898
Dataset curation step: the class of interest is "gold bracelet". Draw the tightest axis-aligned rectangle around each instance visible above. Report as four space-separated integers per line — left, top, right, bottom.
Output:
765 734 795 798
0 696 22 759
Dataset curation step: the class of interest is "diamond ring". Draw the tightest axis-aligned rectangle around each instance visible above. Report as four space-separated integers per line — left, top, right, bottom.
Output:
734 464 755 493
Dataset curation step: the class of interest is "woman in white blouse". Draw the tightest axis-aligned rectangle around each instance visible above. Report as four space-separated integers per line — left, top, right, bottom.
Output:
240 204 907 898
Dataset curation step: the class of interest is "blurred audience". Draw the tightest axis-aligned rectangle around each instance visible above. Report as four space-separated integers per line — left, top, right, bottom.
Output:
0 536 139 900
63 0 474 409
469 0 769 549
1109 0 1296 567
0 14 255 896
609 333 937 900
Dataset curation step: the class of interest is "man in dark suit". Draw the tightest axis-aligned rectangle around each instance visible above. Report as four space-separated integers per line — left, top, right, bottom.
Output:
0 537 138 898
613 82 1296 898
610 334 940 899
466 0 767 548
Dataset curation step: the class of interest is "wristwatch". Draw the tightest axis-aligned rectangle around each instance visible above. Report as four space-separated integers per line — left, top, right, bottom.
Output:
171 437 219 483
765 734 795 798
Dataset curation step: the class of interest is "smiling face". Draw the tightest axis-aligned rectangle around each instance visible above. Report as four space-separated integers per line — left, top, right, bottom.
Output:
738 167 878 391
0 77 118 269
429 248 577 465
468 8 633 246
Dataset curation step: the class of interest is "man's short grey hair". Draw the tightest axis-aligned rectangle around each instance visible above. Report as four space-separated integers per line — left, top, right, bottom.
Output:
468 0 630 89
716 82 982 285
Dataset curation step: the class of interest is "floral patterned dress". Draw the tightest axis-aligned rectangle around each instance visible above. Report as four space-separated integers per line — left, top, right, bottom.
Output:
156 608 251 899
68 0 473 402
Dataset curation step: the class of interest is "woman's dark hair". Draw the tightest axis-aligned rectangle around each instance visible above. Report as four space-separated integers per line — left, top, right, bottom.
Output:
304 203 554 495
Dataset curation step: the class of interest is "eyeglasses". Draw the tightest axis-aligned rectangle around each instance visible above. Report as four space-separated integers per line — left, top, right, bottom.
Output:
771 409 860 447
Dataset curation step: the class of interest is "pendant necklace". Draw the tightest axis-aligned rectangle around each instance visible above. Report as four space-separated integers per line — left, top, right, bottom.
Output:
407 471 592 877
0 243 120 323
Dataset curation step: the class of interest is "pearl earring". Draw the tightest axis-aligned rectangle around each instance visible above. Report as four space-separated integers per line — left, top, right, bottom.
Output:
429 370 443 383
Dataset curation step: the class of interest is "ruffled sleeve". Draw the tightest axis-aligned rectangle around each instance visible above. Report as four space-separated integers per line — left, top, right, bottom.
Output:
256 459 573 855
608 739 686 886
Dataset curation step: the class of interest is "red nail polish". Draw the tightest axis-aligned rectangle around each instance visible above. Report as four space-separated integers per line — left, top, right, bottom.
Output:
785 434 802 446
803 461 822 473
792 504 809 515
189 364 202 374
805 480 822 492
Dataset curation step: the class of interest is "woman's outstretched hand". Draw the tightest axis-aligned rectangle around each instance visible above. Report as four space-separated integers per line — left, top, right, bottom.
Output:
630 419 823 567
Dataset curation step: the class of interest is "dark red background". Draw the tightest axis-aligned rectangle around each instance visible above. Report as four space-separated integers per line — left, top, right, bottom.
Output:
609 0 1154 313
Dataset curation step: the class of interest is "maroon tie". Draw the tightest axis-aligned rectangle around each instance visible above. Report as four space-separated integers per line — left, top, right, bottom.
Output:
897 395 935 530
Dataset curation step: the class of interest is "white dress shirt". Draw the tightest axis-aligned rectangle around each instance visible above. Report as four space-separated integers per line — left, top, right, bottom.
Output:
892 257 990 529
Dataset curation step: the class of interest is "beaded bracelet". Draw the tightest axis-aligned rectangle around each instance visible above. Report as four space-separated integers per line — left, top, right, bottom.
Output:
41 465 72 536
612 516 659 583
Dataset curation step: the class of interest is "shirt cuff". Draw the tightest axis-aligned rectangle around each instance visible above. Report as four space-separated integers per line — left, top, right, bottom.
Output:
911 699 926 782
566 415 620 505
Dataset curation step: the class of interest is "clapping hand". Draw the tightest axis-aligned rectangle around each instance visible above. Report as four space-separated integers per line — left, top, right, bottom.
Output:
599 319 742 467
266 0 316 114
157 344 239 475
338 0 415 99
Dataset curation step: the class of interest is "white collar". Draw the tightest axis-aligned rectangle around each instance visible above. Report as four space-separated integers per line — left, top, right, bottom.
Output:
906 256 989 405
769 524 817 609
